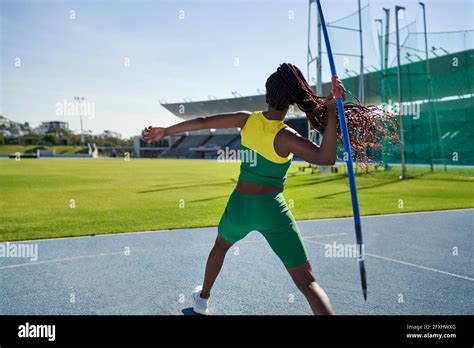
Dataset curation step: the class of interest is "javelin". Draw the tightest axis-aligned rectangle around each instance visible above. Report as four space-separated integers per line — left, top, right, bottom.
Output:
316 0 368 300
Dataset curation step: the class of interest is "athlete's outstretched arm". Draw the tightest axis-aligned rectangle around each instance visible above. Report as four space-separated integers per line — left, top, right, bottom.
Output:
142 111 250 143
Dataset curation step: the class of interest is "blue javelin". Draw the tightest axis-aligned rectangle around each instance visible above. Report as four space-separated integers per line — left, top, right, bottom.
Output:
316 0 368 300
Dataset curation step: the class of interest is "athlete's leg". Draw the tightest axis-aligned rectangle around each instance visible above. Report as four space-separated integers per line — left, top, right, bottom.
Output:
263 225 335 315
257 193 334 314
200 235 233 299
200 191 250 299
287 261 335 315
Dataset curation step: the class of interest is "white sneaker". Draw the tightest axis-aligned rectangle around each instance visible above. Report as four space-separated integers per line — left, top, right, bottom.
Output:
192 285 209 315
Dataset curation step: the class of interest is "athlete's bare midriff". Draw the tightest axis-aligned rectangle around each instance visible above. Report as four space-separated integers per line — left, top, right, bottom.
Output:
235 180 282 194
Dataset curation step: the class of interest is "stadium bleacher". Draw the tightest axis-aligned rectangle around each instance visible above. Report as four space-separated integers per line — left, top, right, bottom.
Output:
226 135 241 150
202 134 237 147
149 118 310 160
163 134 212 158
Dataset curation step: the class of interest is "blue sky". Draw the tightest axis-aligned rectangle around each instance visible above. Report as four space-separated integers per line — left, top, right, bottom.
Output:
1 0 472 138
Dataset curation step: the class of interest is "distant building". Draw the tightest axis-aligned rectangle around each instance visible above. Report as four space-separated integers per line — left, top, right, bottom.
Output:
0 129 12 137
0 116 30 138
133 134 172 158
0 116 12 127
33 121 68 135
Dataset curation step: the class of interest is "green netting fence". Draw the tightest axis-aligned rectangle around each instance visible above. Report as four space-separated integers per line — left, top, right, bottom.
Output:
320 4 473 168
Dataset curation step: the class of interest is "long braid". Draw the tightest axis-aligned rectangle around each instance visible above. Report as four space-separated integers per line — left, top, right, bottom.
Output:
265 63 398 163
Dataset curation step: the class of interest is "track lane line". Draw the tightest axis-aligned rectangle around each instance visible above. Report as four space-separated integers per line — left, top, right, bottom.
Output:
303 238 474 282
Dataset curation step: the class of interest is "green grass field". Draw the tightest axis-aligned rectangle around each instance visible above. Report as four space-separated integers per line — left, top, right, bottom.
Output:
0 158 473 242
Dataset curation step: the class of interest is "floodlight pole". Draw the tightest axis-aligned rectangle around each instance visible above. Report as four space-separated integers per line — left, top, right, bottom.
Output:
74 96 85 145
419 2 434 172
307 0 312 86
376 18 387 167
383 8 390 72
358 0 364 104
420 2 446 172
317 7 323 97
375 19 383 69
383 8 390 102
307 0 323 145
395 6 407 179
375 19 384 102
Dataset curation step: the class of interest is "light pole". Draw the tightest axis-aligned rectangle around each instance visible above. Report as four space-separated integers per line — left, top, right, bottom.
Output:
375 19 385 103
358 0 364 104
420 2 446 172
74 96 85 145
316 3 322 98
395 6 407 179
306 0 322 144
376 18 387 168
383 8 390 72
383 8 390 102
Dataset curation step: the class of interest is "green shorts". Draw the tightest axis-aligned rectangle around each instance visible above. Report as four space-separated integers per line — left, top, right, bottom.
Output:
218 190 309 269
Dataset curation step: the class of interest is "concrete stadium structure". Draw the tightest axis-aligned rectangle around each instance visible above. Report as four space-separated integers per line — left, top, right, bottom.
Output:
133 92 310 159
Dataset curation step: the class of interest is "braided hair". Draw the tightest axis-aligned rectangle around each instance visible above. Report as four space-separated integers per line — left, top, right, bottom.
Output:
265 63 398 162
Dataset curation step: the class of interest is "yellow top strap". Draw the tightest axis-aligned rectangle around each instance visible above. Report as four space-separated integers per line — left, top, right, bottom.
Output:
240 111 293 164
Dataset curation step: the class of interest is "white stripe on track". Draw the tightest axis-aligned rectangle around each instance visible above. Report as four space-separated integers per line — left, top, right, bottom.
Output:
0 251 125 270
303 239 474 282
